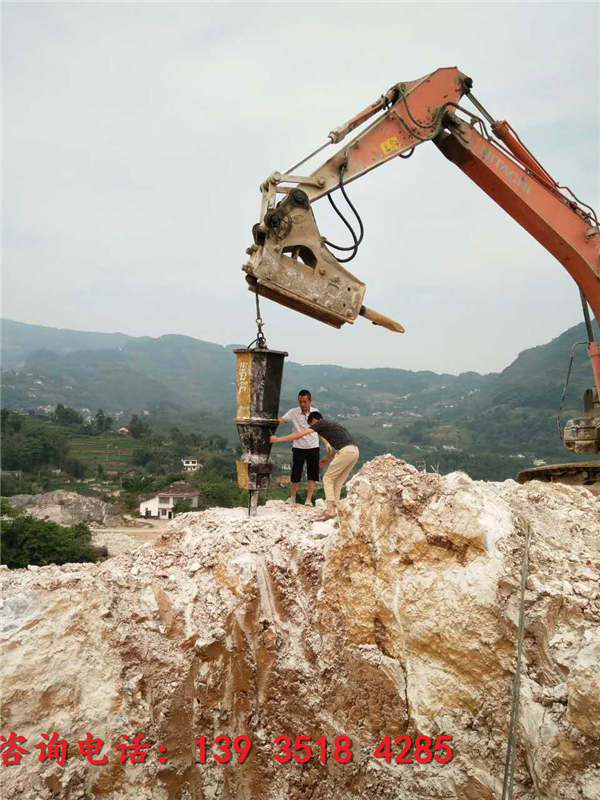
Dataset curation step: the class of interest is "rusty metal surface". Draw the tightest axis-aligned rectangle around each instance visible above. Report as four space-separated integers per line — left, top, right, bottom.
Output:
359 305 405 333
234 348 287 513
296 67 469 202
243 189 366 329
563 414 600 454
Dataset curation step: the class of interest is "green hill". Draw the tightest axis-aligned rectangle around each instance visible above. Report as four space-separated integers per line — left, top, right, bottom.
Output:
477 321 599 410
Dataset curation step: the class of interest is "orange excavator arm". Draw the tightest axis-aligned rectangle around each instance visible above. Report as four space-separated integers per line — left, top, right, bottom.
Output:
243 67 600 451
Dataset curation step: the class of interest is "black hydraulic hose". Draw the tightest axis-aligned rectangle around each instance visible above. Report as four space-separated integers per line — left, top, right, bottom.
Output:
326 193 359 252
324 164 365 263
338 164 364 245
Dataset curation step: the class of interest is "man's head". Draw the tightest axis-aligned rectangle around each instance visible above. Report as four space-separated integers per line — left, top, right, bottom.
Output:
298 389 311 413
307 411 322 424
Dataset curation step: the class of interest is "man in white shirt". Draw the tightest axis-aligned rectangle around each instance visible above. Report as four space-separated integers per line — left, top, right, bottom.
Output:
277 389 320 505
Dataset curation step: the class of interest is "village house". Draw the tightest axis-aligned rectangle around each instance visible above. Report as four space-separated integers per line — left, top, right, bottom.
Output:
139 488 202 519
181 457 201 472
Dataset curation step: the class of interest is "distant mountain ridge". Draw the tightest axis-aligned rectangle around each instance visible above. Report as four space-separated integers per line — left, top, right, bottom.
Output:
1 319 136 370
1 318 490 412
1 317 598 465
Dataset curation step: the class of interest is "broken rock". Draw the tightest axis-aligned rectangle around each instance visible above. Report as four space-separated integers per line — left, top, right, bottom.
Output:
1 456 598 799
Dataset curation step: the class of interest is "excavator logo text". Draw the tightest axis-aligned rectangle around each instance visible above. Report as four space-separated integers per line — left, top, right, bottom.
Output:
480 144 532 195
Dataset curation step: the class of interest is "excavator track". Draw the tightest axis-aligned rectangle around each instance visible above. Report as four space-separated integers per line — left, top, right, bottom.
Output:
517 461 600 495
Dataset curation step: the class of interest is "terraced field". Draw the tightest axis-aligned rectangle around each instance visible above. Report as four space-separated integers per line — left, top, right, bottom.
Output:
68 434 138 472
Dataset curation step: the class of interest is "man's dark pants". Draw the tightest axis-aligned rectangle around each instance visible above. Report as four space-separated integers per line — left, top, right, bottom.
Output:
291 447 320 483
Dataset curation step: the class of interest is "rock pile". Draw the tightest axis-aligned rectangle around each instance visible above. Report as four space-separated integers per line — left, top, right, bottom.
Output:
1 457 599 799
9 490 124 527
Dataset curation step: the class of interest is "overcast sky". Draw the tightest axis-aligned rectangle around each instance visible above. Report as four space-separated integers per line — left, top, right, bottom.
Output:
3 1 599 373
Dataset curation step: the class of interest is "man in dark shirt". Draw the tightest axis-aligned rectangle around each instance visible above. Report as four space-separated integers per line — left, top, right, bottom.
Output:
270 412 359 521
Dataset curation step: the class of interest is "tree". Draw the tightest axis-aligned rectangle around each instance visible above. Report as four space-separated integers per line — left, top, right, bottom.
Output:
205 454 236 480
132 446 154 465
1 425 64 472
129 414 151 439
196 470 246 509
206 434 227 451
1 409 21 434
94 409 113 433
1 409 22 435
53 404 83 426
61 458 87 479
0 498 20 518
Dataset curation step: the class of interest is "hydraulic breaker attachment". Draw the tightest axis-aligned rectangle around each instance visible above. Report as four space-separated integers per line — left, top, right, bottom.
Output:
234 346 287 516
243 189 404 333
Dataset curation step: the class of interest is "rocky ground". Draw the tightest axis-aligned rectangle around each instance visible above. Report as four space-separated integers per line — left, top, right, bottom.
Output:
1 456 599 799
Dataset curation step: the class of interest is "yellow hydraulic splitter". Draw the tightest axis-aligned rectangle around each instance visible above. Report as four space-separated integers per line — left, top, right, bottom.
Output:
234 340 287 516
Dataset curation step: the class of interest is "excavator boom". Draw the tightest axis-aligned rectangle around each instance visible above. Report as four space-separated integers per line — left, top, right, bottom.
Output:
243 67 600 454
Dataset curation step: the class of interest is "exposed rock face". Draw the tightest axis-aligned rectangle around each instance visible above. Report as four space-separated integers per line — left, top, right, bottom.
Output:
9 490 123 527
1 456 599 799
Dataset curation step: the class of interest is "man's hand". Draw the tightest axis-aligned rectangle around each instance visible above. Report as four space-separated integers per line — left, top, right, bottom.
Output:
270 435 279 443
320 454 334 467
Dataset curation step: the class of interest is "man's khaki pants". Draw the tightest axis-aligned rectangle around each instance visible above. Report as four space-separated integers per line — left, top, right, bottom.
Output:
322 445 359 503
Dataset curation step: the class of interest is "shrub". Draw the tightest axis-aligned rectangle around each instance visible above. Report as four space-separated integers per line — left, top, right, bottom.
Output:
62 457 87 479
0 498 20 518
0 516 104 568
119 492 140 512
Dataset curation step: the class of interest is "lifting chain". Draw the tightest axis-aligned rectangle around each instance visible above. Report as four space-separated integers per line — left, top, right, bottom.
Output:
247 289 267 350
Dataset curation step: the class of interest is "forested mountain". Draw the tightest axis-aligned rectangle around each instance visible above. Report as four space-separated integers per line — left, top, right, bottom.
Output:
3 318 595 413
2 317 598 474
2 319 491 415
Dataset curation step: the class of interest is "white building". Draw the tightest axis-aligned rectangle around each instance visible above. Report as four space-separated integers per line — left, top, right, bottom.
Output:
181 457 201 472
139 490 201 519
